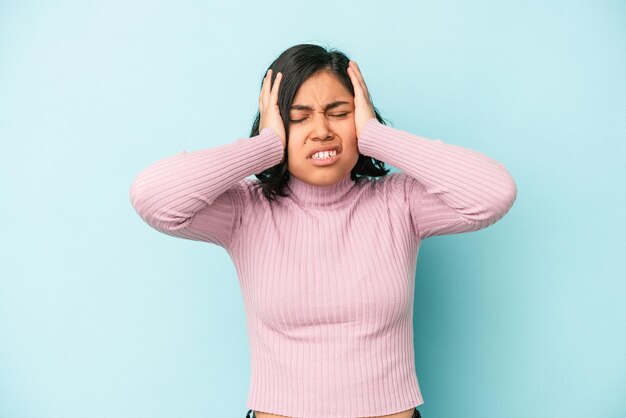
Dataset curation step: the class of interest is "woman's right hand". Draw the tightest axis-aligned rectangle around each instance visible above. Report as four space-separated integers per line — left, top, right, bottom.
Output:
258 69 286 150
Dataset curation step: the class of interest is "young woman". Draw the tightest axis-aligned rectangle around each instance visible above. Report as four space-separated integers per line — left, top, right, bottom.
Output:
129 44 517 418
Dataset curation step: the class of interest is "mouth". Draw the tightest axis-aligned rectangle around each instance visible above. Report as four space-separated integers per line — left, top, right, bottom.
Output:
307 146 342 160
309 149 340 166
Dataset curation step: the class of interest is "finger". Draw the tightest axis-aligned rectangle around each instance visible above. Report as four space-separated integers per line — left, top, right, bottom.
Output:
260 70 269 108
351 61 365 86
260 70 270 108
347 66 366 100
263 69 273 107
352 62 371 100
270 71 282 105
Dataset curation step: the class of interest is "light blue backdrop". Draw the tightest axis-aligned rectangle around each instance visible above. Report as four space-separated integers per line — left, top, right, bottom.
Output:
1 1 624 417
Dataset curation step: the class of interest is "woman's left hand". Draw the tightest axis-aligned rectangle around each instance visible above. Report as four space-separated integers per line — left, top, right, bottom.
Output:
347 60 376 140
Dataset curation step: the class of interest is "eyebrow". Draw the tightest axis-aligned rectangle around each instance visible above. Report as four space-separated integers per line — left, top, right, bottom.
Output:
289 100 350 112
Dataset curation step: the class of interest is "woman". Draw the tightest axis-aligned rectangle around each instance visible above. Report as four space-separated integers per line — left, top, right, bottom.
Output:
129 44 517 418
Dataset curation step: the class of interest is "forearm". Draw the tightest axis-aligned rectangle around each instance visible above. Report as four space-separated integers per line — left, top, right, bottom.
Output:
128 128 284 233
357 118 517 229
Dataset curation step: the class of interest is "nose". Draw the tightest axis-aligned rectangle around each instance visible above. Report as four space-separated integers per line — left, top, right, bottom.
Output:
311 114 334 141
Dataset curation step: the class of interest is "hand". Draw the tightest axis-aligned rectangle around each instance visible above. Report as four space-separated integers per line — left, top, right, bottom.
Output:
347 60 376 140
258 69 287 150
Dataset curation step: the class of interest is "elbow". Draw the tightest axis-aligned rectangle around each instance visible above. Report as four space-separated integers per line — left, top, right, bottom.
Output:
128 176 183 233
486 171 518 226
128 176 148 220
465 170 517 229
506 175 518 210
500 168 518 213
129 179 154 228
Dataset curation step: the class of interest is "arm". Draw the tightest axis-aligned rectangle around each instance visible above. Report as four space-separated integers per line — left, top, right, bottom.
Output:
357 118 517 240
128 128 284 248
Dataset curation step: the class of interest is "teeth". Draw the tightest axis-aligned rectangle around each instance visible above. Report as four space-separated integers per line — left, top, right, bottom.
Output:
312 150 337 160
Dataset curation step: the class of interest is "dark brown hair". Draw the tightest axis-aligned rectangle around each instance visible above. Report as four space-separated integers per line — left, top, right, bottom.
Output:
249 43 391 202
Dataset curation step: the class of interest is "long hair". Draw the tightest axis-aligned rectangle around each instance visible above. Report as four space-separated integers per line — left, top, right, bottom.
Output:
249 43 391 202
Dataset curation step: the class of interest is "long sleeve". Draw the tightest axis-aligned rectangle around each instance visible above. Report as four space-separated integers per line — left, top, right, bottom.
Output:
128 128 285 248
357 117 517 240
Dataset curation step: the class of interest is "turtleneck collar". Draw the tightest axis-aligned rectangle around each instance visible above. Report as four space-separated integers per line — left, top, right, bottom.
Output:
286 172 357 209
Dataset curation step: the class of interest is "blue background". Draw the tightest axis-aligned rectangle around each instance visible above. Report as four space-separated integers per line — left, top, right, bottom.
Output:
1 1 624 417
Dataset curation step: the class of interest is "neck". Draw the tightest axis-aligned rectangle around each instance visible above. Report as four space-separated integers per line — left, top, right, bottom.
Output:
286 173 358 209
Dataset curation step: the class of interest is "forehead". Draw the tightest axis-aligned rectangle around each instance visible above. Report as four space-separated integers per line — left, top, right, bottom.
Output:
292 71 352 104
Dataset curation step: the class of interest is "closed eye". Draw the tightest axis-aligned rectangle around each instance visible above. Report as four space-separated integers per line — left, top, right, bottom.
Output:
290 113 350 124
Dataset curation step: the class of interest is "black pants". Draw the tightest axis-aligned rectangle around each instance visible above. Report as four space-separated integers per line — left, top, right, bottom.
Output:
245 408 422 417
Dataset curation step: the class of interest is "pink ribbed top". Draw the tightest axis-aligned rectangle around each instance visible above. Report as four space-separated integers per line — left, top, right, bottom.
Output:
129 117 517 418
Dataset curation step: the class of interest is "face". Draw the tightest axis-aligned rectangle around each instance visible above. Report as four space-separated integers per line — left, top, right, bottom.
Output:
287 70 358 186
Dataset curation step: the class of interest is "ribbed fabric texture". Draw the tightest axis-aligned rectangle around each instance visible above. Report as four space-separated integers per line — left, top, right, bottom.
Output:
129 117 517 418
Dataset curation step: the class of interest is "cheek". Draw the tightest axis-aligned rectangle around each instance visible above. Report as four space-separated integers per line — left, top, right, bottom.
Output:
286 136 310 162
333 119 354 135
341 122 357 140
341 130 358 150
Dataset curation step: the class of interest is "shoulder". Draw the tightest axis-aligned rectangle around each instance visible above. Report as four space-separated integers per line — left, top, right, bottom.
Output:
364 172 410 193
213 178 263 209
233 178 282 208
354 172 414 204
233 178 264 201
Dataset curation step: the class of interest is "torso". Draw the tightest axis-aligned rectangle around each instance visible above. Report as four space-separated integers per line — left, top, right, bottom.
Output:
244 177 420 418
254 407 416 418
